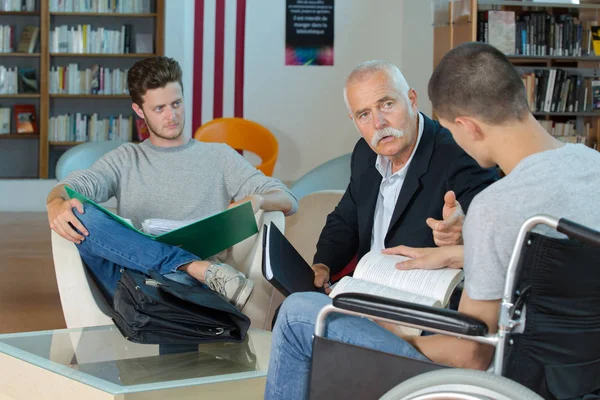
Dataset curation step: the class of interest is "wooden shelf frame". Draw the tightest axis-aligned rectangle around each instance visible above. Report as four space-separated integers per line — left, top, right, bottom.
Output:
0 94 40 98
0 52 40 57
478 0 600 9
49 141 86 146
0 134 39 139
50 94 131 99
50 12 157 17
50 53 156 58
0 11 39 15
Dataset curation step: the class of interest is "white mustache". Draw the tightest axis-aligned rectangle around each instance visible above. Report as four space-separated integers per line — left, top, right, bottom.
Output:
371 127 404 147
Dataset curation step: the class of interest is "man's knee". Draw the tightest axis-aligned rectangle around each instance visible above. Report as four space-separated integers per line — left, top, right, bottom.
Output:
277 292 331 329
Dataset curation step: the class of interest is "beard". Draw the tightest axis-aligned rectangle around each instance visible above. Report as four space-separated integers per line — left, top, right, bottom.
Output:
144 114 185 141
371 127 404 147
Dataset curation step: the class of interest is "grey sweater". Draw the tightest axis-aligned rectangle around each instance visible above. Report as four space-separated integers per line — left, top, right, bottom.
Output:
59 139 298 228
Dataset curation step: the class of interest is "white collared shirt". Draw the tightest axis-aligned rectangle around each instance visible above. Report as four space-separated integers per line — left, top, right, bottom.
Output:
371 112 424 252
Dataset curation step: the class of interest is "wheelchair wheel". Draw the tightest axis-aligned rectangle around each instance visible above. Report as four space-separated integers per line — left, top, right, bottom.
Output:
380 369 543 400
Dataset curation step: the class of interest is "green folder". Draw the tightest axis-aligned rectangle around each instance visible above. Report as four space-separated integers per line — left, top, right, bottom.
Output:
65 186 259 259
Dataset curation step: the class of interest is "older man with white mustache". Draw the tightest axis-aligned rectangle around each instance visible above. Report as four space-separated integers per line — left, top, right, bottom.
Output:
307 60 499 294
265 60 498 399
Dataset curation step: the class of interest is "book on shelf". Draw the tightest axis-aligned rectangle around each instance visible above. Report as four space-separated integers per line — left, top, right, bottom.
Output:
0 66 18 94
488 10 516 55
18 67 37 93
13 104 37 134
0 24 15 53
592 26 600 56
49 0 151 13
592 79 600 110
1 0 35 12
135 33 153 54
91 64 100 94
49 64 128 95
478 10 595 57
0 107 10 134
520 69 597 113
50 24 132 54
262 222 464 336
65 186 259 260
16 25 39 53
49 113 132 142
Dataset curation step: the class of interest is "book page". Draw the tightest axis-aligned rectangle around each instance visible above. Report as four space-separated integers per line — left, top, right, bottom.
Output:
354 252 463 306
329 277 440 308
264 224 273 280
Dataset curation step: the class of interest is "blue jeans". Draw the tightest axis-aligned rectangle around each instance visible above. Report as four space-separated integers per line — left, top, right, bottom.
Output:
264 292 430 400
73 204 201 302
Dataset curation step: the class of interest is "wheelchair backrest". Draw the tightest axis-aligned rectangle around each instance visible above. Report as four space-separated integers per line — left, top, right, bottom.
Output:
504 232 600 399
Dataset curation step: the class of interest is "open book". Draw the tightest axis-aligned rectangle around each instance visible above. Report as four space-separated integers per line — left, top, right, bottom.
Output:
329 251 463 309
329 251 463 336
65 187 258 259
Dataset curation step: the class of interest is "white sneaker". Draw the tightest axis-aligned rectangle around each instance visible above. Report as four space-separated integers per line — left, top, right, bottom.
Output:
205 263 254 310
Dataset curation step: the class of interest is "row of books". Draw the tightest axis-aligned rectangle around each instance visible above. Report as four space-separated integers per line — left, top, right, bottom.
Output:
0 105 37 134
0 66 37 94
479 10 596 57
49 64 128 95
0 25 40 53
0 25 13 53
538 119 589 144
0 0 35 12
49 24 132 54
48 113 132 142
521 70 600 113
50 0 151 14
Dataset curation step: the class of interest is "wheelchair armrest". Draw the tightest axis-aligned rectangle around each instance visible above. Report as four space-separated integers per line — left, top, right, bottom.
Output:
333 293 488 336
558 218 600 247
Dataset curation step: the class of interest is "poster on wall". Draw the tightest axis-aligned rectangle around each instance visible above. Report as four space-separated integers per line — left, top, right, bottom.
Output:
285 0 334 66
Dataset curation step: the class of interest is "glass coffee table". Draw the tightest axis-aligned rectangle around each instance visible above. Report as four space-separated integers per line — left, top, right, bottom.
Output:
0 325 271 399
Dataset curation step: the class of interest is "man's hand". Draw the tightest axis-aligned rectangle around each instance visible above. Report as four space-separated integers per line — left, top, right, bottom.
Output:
426 190 465 246
47 198 89 243
311 263 332 294
382 245 464 270
229 194 264 214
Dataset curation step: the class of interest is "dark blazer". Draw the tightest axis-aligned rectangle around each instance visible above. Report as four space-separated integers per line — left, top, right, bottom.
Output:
313 114 498 277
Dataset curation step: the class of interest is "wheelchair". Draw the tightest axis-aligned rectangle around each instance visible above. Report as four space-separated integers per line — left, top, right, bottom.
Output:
309 215 600 400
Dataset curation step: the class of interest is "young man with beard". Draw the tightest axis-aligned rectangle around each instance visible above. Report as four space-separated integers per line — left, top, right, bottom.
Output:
310 60 497 292
46 57 297 310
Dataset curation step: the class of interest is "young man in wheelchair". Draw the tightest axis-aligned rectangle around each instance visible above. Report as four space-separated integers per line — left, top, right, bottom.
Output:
265 42 600 399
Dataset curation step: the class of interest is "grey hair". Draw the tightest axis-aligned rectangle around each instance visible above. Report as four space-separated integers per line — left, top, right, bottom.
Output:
343 60 411 112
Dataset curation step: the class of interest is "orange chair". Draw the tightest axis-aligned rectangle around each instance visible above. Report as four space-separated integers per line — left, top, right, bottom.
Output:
194 117 279 176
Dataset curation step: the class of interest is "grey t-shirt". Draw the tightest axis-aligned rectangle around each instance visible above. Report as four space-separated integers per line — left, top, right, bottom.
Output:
59 139 297 228
463 144 600 300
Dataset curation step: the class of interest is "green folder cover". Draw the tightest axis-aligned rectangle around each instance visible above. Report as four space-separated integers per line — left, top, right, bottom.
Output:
65 186 259 259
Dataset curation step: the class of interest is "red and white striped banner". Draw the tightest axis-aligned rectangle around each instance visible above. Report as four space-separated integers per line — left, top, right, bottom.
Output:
193 0 247 131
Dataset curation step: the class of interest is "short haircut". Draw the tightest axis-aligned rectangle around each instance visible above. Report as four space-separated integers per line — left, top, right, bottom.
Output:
127 56 183 106
344 60 410 111
428 42 529 124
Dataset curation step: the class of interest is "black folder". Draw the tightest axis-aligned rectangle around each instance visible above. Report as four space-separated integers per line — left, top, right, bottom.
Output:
262 222 325 297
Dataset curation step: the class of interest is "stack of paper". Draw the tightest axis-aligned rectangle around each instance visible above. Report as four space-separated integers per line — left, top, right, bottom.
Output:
141 218 202 236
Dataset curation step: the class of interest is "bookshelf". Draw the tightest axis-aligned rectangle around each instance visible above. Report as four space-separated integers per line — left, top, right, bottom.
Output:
0 0 164 179
433 0 600 151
